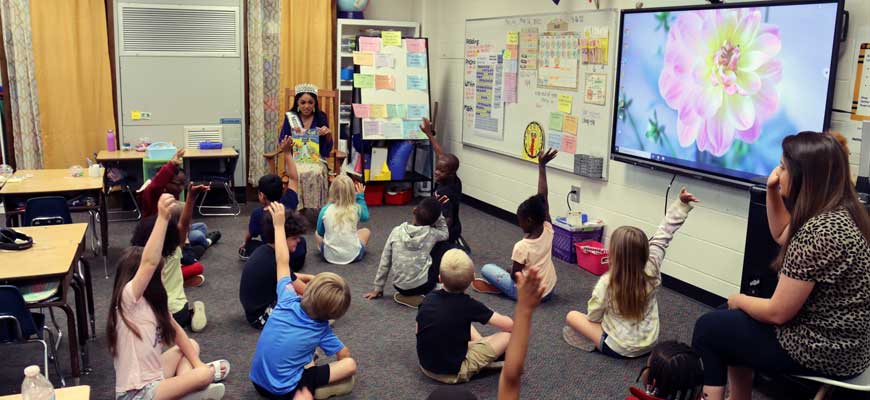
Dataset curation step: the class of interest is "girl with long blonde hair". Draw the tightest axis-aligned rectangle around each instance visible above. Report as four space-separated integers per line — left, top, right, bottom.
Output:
315 174 371 264
563 187 698 359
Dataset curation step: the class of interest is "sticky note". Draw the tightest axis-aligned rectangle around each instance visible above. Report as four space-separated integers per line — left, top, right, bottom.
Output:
407 104 429 119
362 119 382 137
548 131 562 150
352 104 370 118
404 38 426 53
407 53 427 68
375 54 395 68
503 50 513 60
549 112 564 131
407 75 428 91
359 36 381 52
387 104 407 118
403 120 423 137
563 114 578 135
383 121 403 139
562 133 576 153
353 74 374 88
506 31 519 45
131 110 141 120
352 51 374 66
382 31 402 47
369 104 388 119
557 94 573 114
375 75 396 90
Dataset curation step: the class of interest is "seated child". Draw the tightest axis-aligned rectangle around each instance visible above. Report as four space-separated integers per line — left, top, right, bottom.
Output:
421 117 465 264
239 173 307 271
315 174 370 264
416 249 513 384
110 194 228 400
472 148 558 302
240 208 315 329
250 203 357 399
626 341 704 400
563 187 698 358
363 197 449 308
130 189 210 332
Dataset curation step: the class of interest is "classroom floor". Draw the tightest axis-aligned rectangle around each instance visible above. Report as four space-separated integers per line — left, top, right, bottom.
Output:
1 200 801 399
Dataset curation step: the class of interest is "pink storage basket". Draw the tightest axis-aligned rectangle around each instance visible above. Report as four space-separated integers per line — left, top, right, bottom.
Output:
575 241 609 275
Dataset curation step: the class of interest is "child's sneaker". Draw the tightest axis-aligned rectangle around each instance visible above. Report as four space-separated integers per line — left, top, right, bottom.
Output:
471 278 500 294
184 275 205 288
191 301 207 332
238 246 249 261
393 293 424 308
314 375 355 399
562 325 595 352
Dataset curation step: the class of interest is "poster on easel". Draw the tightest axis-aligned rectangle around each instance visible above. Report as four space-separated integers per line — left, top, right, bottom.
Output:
354 35 431 140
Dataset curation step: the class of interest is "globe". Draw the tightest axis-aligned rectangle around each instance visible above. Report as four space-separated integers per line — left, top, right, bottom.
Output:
337 0 368 12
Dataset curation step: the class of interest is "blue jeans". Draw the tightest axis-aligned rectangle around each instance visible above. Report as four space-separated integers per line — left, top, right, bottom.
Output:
480 263 553 302
188 222 209 247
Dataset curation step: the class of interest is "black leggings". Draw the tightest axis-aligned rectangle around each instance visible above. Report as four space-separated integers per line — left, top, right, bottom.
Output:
692 309 816 386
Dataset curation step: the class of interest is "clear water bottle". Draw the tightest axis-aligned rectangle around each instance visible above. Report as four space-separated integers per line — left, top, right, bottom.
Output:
21 365 54 400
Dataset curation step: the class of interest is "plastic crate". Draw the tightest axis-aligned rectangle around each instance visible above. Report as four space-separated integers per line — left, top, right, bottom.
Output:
146 142 176 160
385 188 413 205
364 184 384 206
575 241 609 275
552 223 604 264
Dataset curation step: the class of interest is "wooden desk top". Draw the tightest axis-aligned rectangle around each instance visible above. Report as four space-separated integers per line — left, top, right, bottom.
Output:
0 385 90 399
0 224 87 280
0 169 102 195
96 150 144 161
183 148 238 158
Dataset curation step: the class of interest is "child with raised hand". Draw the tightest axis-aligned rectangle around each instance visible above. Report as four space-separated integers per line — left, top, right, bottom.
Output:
626 341 704 400
499 266 546 400
416 249 513 384
364 197 449 308
473 148 559 301
250 202 358 399
130 184 210 332
315 174 371 264
110 194 229 400
421 117 464 260
563 187 698 358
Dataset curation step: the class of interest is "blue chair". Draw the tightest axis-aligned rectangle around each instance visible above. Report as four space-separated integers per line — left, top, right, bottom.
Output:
23 197 71 226
195 155 241 216
0 285 63 386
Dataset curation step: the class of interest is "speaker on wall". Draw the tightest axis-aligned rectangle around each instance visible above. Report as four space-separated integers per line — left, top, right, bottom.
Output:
740 186 780 298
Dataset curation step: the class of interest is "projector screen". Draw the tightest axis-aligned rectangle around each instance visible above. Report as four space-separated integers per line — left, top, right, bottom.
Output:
611 0 843 186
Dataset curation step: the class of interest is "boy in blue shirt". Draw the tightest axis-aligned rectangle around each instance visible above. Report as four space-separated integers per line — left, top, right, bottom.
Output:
239 172 306 271
250 203 357 399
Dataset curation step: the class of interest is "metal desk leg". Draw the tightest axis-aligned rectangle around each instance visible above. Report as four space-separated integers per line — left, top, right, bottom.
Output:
99 194 109 278
70 277 91 373
79 257 96 340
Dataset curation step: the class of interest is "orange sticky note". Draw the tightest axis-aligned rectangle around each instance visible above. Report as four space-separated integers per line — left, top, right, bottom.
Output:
375 75 396 90
563 115 578 135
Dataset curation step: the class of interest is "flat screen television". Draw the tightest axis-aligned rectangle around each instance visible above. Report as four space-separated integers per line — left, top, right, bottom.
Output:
611 0 844 187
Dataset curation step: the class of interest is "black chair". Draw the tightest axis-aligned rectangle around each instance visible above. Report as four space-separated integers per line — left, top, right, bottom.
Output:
0 285 63 386
195 155 241 216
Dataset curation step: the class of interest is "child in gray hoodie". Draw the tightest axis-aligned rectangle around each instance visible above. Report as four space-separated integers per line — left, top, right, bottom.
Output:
364 197 449 308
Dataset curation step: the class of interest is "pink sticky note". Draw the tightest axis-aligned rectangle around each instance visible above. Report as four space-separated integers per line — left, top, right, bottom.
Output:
352 104 371 118
561 134 576 153
359 37 381 53
404 38 426 53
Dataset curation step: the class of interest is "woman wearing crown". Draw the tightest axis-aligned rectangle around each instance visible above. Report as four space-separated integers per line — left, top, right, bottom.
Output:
278 83 333 159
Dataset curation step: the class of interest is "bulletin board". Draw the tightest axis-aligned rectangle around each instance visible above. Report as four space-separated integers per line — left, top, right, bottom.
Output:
352 34 432 140
461 10 618 179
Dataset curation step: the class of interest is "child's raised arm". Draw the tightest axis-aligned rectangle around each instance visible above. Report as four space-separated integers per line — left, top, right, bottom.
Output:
268 203 291 281
354 181 370 222
648 187 697 274
420 118 445 158
131 194 174 300
280 137 300 193
499 267 545 400
177 183 209 241
537 148 558 222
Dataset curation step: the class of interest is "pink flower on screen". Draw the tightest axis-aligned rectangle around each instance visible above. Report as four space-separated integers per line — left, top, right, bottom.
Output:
658 9 782 156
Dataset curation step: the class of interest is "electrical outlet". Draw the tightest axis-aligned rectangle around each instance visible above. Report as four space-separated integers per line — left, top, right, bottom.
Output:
569 185 581 203
141 112 152 120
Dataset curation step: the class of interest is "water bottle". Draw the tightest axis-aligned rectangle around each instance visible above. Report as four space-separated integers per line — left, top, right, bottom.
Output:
21 365 55 400
107 129 116 152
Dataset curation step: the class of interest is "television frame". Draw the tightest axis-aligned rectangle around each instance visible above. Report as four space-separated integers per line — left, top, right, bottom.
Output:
610 0 846 188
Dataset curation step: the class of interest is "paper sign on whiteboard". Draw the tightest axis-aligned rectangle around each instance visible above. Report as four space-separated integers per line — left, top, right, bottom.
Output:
851 43 870 120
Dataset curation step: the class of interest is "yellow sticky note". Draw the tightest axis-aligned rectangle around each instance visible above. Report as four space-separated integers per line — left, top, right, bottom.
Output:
557 94 573 114
131 111 141 120
352 51 374 66
369 104 388 119
506 31 519 45
381 31 402 47
563 114 578 135
504 50 513 60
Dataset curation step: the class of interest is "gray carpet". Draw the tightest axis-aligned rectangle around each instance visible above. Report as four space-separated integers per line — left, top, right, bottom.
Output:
2 200 790 399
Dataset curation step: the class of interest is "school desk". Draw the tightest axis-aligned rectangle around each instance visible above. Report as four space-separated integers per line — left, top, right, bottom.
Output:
0 385 90 399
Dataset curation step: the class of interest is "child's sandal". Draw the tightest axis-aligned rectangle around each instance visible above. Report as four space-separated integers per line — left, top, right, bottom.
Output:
208 359 231 383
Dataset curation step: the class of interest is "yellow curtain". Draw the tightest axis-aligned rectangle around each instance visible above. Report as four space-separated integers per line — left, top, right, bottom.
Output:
30 0 116 169
279 0 335 129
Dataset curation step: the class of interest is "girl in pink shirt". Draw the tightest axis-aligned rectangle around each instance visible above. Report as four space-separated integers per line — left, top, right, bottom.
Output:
108 194 229 400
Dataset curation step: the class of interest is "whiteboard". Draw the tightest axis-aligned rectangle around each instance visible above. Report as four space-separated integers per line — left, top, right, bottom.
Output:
354 35 431 140
462 10 618 179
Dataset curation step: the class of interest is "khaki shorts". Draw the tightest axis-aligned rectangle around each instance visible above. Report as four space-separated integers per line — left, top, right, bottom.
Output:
421 339 498 384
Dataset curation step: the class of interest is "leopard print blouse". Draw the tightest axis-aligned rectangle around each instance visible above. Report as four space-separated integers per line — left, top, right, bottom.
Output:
775 207 870 377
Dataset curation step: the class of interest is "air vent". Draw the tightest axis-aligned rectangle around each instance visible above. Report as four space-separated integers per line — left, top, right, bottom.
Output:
184 126 223 149
119 3 239 56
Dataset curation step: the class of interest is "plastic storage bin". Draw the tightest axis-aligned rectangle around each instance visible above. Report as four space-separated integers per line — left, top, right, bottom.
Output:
364 184 384 206
146 142 176 160
385 188 413 205
552 223 604 264
575 241 609 275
